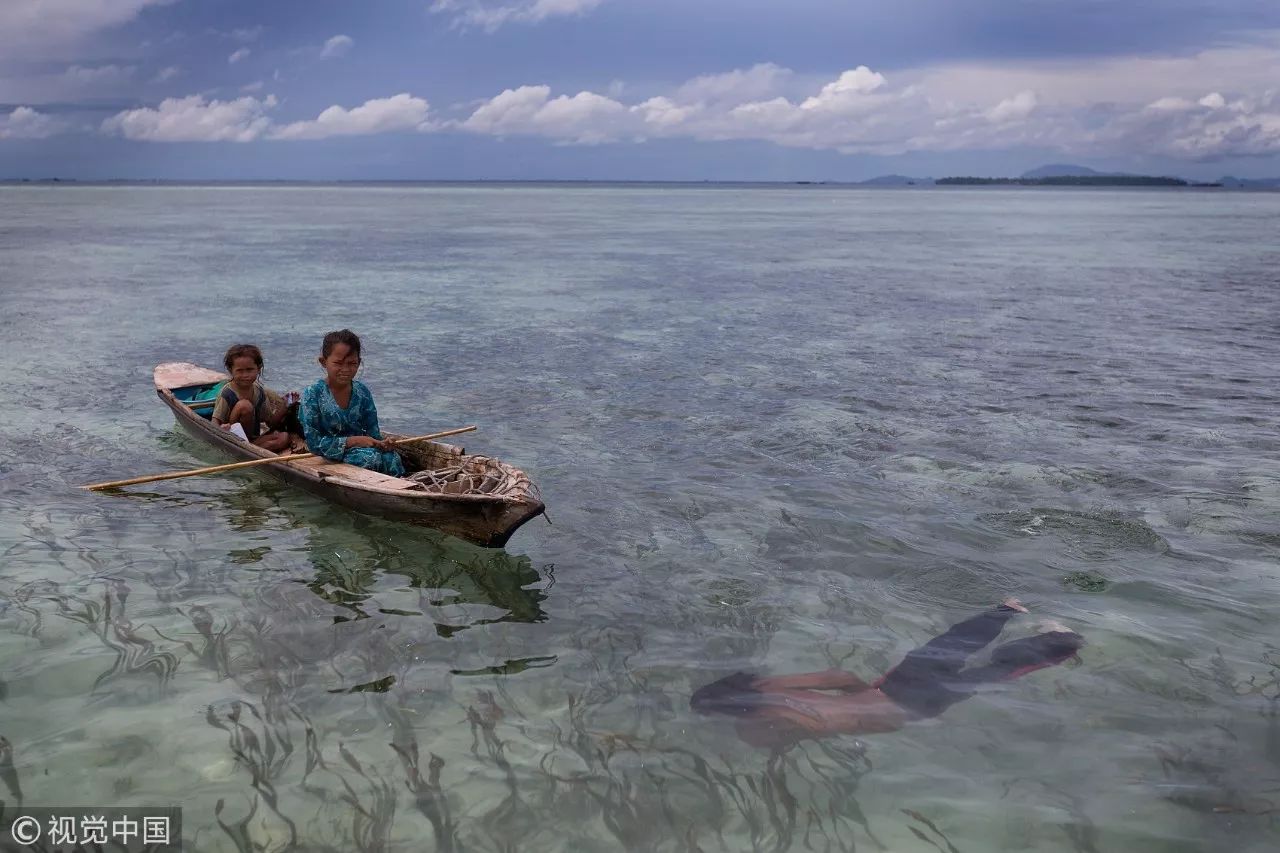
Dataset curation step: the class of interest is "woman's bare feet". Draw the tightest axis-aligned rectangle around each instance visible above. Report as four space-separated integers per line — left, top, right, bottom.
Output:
1001 597 1030 613
1038 619 1071 634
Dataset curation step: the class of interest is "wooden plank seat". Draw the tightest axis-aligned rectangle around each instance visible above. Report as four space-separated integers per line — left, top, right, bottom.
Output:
290 456 421 491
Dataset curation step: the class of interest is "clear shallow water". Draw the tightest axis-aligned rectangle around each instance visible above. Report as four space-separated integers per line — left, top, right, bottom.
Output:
1 184 1279 852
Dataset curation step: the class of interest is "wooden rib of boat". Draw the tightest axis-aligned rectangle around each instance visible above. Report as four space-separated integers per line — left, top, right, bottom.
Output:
154 362 545 548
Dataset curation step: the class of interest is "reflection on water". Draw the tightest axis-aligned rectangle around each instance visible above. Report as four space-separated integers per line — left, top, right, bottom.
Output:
0 474 562 851
0 485 921 852
1 487 908 851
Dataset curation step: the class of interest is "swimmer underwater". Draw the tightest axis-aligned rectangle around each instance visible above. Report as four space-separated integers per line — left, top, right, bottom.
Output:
691 599 1084 750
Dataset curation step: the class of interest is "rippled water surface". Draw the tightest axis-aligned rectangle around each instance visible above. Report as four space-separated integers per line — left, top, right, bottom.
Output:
2 185 1279 852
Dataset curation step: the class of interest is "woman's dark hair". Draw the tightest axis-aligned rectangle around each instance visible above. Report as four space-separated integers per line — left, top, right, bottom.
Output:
321 329 362 359
223 343 264 371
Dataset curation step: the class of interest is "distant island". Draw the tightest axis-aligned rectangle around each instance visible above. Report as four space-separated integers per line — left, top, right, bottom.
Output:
850 164 1270 189
937 175 1199 187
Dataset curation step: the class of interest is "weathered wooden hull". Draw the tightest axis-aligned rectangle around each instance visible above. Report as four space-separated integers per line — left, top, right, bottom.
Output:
155 368 544 548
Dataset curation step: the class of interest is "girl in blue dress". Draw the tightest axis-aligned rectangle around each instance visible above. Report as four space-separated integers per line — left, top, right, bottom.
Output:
299 329 406 476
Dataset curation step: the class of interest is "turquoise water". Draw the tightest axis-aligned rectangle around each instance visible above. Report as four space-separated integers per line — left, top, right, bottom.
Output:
1 185 1279 851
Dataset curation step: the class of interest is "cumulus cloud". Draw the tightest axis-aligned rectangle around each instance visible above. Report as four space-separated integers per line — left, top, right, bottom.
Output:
102 94 276 142
64 64 136 87
0 0 172 56
1106 90 1280 160
430 0 605 32
457 65 911 151
673 63 793 106
1148 96 1198 111
450 41 1280 162
320 35 354 59
802 67 888 107
462 85 628 143
907 38 1280 109
270 93 430 140
632 96 700 131
0 106 60 139
102 92 433 143
228 48 251 65
986 90 1038 122
154 65 182 83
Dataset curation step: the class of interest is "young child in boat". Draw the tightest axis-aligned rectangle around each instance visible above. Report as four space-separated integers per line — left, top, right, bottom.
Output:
299 329 405 476
212 344 304 454
692 598 1083 751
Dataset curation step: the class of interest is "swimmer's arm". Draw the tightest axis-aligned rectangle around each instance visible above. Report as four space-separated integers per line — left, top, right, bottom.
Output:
752 669 870 693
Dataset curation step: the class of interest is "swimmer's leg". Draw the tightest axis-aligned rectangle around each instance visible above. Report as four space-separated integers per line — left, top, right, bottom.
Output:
887 602 1024 680
956 630 1085 685
735 715 808 751
877 601 1024 718
693 674 841 751
753 669 869 692
691 672 761 717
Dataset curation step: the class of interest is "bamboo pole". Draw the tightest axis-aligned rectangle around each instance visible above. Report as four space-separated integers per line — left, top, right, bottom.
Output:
81 426 477 491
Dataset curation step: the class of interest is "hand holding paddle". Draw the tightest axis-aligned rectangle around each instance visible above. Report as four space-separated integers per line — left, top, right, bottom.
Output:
80 425 477 492
344 435 395 451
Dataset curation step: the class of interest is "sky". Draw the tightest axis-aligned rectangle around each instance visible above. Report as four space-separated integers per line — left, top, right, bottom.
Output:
2 0 1280 180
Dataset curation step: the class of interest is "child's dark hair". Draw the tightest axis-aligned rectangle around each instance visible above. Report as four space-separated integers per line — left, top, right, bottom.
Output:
223 343 264 371
321 329 362 359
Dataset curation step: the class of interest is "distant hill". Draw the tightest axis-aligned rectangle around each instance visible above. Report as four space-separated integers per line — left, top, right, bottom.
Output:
1021 164 1109 179
856 174 934 186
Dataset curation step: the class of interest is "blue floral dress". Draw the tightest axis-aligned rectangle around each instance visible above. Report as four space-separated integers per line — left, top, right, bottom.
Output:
299 379 406 476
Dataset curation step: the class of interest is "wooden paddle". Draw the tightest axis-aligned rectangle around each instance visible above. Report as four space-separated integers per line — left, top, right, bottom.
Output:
80 425 478 491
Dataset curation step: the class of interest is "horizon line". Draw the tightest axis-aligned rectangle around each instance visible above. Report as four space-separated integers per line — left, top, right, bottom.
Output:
3 176 1274 186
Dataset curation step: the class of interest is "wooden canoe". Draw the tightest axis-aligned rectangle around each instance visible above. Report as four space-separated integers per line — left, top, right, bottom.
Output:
153 362 545 548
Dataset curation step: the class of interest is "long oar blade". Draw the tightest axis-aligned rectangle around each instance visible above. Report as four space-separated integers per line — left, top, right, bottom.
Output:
80 425 477 491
